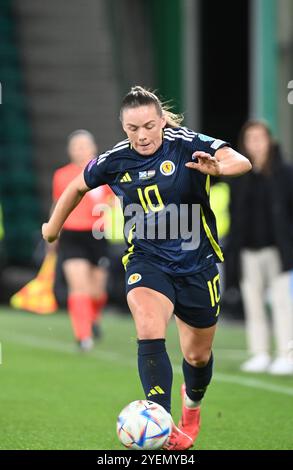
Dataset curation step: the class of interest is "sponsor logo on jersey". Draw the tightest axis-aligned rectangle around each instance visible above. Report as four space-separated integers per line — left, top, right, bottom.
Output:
139 170 156 180
160 161 175 176
127 273 142 285
120 172 132 183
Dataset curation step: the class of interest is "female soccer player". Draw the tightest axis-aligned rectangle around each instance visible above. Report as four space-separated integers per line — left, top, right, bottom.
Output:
53 130 111 350
43 87 251 449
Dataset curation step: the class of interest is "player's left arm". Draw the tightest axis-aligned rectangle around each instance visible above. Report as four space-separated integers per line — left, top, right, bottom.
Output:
186 146 252 177
215 146 252 176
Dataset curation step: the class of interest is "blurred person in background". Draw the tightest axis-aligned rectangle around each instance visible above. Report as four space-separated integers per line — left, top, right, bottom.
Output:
229 120 293 375
52 130 112 351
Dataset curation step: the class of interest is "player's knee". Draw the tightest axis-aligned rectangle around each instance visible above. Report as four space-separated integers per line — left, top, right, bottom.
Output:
135 309 165 339
137 322 161 339
184 351 211 368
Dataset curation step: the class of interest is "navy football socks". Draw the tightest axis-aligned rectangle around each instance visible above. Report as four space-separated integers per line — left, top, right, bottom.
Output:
137 339 173 414
183 352 214 404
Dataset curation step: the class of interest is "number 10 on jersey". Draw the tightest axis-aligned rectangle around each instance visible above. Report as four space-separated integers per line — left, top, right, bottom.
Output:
137 185 164 214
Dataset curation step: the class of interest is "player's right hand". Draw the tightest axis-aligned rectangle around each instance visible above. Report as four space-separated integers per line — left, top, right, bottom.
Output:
42 223 59 243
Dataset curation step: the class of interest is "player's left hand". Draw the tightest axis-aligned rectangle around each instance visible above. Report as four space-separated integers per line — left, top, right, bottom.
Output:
185 151 221 176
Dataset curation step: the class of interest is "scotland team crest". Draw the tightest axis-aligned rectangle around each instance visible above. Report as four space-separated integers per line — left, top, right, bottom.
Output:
160 161 175 176
128 273 142 285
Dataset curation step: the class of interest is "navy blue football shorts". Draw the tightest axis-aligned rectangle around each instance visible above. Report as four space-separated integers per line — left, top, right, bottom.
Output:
125 258 221 329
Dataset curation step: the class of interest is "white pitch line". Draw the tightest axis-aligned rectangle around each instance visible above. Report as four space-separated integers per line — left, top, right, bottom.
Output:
214 372 293 397
2 332 293 397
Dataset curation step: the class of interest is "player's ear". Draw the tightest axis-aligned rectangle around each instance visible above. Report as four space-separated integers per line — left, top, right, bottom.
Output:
161 114 167 129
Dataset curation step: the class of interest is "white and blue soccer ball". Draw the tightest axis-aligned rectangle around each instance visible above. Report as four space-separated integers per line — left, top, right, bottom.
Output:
117 400 172 450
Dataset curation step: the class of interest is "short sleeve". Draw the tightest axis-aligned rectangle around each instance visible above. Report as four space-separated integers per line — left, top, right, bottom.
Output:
192 133 230 157
84 154 109 189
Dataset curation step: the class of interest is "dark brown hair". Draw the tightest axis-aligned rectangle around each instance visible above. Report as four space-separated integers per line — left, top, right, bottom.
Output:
120 86 184 128
238 120 276 174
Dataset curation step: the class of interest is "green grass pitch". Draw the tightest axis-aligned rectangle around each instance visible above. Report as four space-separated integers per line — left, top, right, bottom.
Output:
0 307 292 450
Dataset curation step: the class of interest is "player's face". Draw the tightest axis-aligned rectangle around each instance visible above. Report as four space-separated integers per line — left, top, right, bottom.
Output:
244 126 271 169
68 135 97 166
122 105 167 156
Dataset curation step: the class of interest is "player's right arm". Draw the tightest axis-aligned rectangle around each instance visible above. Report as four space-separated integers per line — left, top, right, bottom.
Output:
42 172 90 243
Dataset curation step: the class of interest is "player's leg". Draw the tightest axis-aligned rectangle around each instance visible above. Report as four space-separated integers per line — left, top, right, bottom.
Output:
90 265 108 338
127 285 193 450
125 260 195 450
127 286 174 339
176 317 216 407
163 317 216 451
63 258 96 348
91 265 108 299
171 264 220 446
169 321 215 449
89 237 110 337
127 286 174 413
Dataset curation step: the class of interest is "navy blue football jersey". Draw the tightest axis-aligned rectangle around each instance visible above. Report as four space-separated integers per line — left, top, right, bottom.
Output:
84 127 229 275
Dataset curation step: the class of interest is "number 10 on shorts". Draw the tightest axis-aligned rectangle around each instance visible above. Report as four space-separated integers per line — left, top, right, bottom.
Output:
208 273 220 316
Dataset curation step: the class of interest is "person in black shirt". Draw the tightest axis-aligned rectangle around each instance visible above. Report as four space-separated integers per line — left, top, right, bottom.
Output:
229 120 293 375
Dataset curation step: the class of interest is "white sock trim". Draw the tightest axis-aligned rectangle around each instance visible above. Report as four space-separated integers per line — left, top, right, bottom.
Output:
184 393 201 409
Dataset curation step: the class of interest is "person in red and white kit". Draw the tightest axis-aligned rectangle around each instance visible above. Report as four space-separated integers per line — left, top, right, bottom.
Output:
52 130 112 350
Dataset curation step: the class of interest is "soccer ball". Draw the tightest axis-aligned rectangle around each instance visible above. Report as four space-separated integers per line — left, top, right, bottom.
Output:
117 400 172 450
